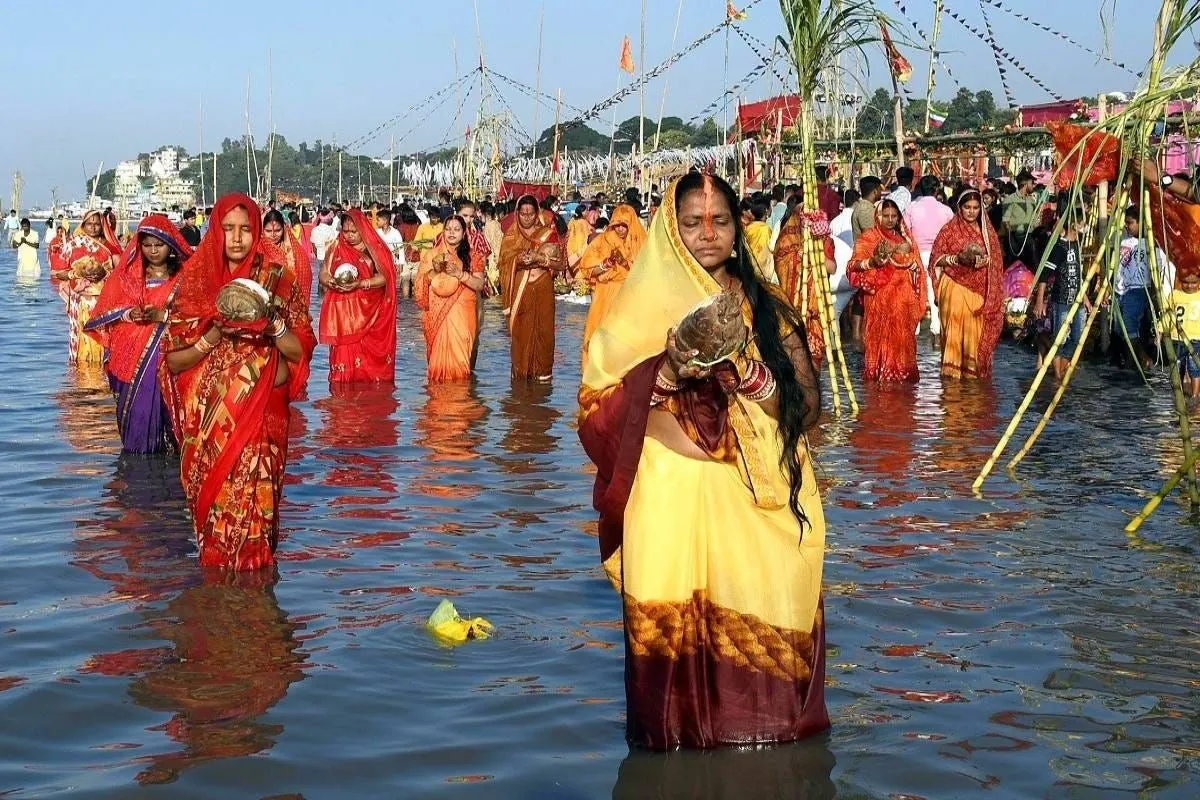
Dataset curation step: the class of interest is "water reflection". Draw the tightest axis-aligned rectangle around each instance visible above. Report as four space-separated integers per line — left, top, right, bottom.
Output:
933 381 1000 484
848 385 921 507
314 384 401 514
612 739 836 799
56 364 118 457
498 381 560 470
126 573 304 785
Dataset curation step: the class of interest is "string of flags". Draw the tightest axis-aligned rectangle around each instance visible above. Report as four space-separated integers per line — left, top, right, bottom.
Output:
394 141 756 191
976 0 1017 109
890 0 964 91
943 6 1062 102
979 0 1139 76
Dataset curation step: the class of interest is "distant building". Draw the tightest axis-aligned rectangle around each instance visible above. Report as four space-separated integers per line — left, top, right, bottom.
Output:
113 146 195 209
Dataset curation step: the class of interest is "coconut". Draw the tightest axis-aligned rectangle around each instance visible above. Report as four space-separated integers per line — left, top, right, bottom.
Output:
333 263 359 286
675 291 748 368
71 256 107 282
216 278 271 323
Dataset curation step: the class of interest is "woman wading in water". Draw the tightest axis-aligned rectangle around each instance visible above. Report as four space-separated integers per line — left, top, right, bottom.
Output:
578 173 828 749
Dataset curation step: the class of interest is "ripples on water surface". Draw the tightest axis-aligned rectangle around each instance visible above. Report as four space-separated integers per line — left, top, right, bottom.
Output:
0 250 1196 799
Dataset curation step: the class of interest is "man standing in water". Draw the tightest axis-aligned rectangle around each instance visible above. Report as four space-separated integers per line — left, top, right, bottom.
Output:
1001 170 1039 264
3 210 20 240
10 217 41 280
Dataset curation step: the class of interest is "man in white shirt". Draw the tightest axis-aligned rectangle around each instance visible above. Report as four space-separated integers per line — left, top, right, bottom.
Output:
374 209 405 264
310 210 337 265
2 210 20 237
888 166 915 213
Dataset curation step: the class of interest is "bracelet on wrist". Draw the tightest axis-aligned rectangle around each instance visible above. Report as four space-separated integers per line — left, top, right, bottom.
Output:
268 318 287 338
194 335 216 354
737 359 777 402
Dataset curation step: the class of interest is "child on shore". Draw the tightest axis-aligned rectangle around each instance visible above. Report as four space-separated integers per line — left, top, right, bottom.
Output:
1165 271 1200 406
1032 204 1090 379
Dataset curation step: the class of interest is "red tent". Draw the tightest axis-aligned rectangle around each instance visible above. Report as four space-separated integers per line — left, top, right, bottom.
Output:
499 180 554 202
1018 99 1087 127
738 95 801 135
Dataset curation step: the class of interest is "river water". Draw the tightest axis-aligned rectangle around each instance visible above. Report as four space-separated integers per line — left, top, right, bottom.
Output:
0 250 1196 799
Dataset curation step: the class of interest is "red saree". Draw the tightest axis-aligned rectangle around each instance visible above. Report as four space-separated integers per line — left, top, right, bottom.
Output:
415 241 484 382
85 215 193 453
930 204 1005 379
282 226 313 302
848 214 927 383
319 209 397 384
499 197 564 380
166 193 316 572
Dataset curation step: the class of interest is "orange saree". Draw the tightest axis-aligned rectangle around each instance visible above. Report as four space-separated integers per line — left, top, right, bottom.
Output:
848 213 926 383
415 241 484 382
773 210 835 370
166 193 316 572
930 198 1005 379
499 196 564 380
579 204 646 360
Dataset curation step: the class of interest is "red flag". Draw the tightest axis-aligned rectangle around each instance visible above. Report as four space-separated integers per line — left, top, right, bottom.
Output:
619 36 635 74
880 21 912 84
726 2 747 20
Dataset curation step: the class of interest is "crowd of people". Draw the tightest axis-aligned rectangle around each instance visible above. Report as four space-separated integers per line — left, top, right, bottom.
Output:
18 157 1199 754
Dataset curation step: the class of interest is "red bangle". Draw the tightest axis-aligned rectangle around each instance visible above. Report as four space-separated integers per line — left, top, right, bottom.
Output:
651 370 679 407
738 360 776 402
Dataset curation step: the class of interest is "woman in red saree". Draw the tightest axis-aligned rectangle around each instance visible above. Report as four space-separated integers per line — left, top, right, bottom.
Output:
164 193 315 573
579 203 646 362
264 208 313 303
578 173 827 749
848 199 927 383
84 215 193 453
51 209 122 364
415 215 487 382
930 188 1005 379
317 209 397 384
773 208 837 370
499 195 565 381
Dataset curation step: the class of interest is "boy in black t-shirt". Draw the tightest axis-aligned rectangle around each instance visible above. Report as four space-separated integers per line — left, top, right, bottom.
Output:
1032 205 1092 378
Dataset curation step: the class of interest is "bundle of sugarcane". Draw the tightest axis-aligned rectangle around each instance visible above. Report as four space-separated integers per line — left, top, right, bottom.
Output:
973 0 1200 536
778 0 880 415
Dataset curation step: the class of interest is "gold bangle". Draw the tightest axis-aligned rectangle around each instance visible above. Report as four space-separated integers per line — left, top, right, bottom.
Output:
194 335 216 354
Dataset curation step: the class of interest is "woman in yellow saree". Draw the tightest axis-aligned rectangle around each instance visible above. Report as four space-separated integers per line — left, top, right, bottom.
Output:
578 203 646 360
578 173 828 749
415 215 488 382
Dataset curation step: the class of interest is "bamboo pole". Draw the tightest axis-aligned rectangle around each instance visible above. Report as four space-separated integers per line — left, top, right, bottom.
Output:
267 49 275 203
923 0 944 134
199 96 206 207
552 88 563 190
389 135 395 205
532 3 545 160
638 0 648 196
244 75 254 196
653 0 686 153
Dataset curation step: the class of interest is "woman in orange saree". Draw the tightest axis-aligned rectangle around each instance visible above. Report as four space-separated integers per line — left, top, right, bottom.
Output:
930 188 1005 379
317 209 397 384
164 193 316 573
848 199 927 383
579 203 646 360
773 208 836 370
264 208 313 303
499 194 565 381
51 209 122 364
84 214 193 453
578 173 827 749
415 214 488 382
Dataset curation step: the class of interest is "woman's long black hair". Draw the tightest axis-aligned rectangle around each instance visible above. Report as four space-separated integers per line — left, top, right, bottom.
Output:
445 214 473 266
673 172 821 526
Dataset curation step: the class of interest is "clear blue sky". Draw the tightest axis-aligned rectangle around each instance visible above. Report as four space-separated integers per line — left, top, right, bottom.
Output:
0 0 1174 206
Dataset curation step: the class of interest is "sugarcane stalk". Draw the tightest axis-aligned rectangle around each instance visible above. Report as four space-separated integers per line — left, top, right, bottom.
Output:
973 258 1102 492
1125 449 1200 534
1007 274 1112 472
1142 186 1200 507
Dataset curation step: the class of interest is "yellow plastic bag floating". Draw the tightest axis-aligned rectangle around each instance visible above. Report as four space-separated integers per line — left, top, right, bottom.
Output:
426 599 493 644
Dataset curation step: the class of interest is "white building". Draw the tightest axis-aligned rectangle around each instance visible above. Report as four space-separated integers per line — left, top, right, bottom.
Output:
113 146 195 209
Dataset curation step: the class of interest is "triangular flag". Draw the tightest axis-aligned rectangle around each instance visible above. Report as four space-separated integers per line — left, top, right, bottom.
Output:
619 36 635 74
726 1 747 21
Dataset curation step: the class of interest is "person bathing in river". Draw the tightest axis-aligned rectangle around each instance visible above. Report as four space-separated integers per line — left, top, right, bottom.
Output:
164 193 315 573
578 172 827 749
84 215 193 453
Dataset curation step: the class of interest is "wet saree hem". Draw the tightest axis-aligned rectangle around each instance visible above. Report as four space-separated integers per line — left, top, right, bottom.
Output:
624 592 829 750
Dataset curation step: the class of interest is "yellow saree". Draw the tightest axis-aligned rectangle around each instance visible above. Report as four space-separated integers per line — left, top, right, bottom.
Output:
578 176 828 749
